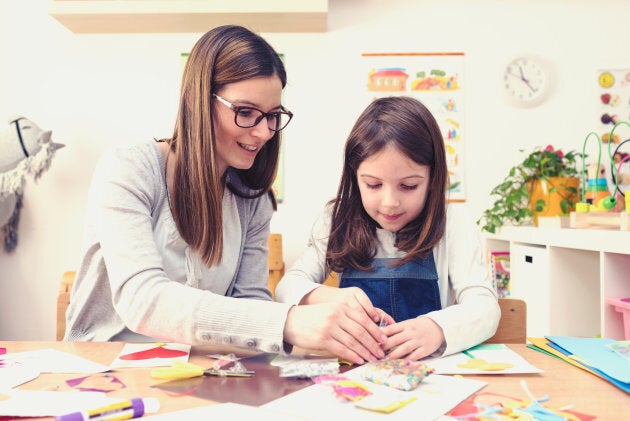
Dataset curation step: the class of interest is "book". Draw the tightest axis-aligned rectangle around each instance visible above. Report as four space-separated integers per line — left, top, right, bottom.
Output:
490 251 510 298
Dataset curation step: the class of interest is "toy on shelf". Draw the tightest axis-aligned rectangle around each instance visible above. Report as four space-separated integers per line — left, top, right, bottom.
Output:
583 162 612 210
570 121 630 230
611 138 630 212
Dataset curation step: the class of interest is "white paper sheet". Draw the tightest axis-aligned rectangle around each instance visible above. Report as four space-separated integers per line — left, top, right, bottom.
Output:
0 365 39 389
263 367 486 421
0 390 120 417
422 344 542 375
144 402 305 420
0 349 109 373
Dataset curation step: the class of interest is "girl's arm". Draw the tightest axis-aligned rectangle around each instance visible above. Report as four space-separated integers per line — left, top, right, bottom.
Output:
275 207 331 304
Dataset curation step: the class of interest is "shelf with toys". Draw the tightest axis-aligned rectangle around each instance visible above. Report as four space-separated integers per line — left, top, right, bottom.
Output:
483 121 630 341
483 225 630 341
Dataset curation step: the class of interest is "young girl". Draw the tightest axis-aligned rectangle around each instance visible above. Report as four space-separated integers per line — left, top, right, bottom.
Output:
64 25 386 365
276 96 500 361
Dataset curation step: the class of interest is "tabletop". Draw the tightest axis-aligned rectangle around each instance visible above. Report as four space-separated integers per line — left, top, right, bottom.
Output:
0 341 628 419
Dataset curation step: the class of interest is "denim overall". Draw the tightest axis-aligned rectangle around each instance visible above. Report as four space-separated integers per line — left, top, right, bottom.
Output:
339 251 441 322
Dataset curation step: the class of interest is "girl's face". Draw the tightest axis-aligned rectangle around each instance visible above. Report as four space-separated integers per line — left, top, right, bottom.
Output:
213 76 284 176
356 144 430 232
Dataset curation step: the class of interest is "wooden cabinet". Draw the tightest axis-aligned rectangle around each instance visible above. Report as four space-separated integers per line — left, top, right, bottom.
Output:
484 226 630 340
48 0 328 33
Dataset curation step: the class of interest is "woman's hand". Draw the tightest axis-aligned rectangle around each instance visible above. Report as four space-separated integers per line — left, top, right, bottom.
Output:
381 317 445 361
301 285 395 324
301 285 395 341
283 299 390 365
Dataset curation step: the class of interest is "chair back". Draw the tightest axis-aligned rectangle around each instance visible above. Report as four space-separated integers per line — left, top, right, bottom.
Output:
485 298 527 344
267 233 285 299
56 270 76 341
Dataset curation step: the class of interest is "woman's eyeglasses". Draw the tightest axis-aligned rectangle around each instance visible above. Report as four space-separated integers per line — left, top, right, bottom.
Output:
213 94 293 132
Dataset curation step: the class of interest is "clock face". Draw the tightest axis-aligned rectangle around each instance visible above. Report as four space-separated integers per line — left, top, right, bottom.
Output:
504 57 551 107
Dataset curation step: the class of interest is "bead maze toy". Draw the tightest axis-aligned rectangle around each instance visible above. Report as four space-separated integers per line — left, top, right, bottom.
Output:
570 121 630 230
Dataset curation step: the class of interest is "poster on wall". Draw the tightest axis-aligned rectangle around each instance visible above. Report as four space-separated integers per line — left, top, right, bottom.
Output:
596 69 630 143
596 68 630 142
596 69 630 201
362 52 466 202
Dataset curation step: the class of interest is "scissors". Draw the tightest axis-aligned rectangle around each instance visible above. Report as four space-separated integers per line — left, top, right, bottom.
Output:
151 361 254 380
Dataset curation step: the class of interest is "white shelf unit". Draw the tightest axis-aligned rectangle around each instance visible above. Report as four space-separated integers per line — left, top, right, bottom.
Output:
484 226 630 339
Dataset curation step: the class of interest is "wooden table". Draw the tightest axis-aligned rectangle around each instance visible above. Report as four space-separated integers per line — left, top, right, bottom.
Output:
1 341 628 419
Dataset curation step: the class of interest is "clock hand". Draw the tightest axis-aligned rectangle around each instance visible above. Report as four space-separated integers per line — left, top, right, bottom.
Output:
523 79 537 93
508 69 537 92
515 67 538 92
506 69 522 79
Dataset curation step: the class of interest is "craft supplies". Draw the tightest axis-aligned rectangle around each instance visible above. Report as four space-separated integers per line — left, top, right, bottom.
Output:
354 392 417 414
361 359 434 391
151 360 254 380
54 397 149 421
278 358 339 378
312 374 417 414
607 340 630 362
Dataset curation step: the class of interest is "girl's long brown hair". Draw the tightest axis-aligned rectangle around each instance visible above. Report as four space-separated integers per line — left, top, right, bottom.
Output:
326 96 447 272
166 25 286 267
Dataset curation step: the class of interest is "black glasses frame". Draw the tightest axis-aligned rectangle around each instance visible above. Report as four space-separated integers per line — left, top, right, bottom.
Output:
213 94 293 132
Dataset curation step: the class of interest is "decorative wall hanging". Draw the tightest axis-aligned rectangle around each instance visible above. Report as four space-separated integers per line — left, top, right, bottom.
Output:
0 116 64 252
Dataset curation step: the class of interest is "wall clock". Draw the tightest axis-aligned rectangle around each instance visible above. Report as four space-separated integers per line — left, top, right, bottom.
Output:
503 56 553 108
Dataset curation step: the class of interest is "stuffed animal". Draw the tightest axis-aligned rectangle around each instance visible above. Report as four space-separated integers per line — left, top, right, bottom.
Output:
0 116 64 252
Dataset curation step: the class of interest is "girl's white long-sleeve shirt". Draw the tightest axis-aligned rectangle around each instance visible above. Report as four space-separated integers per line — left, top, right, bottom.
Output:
276 205 500 356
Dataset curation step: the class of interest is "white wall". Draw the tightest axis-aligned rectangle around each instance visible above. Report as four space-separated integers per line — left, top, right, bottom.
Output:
1 0 629 340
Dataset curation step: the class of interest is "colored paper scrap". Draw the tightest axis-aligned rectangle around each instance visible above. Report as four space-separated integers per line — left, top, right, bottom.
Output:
110 342 190 369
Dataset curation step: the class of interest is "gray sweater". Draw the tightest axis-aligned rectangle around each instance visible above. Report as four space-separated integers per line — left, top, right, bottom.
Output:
65 140 291 354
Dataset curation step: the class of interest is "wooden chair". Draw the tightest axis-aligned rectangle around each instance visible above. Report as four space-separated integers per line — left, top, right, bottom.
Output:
267 233 285 300
57 234 288 340
485 297 527 344
56 270 76 341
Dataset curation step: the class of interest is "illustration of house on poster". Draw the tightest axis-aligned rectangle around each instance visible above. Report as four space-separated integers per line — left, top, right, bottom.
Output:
362 52 466 202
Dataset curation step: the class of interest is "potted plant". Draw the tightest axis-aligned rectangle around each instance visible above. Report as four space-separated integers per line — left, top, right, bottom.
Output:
477 145 581 233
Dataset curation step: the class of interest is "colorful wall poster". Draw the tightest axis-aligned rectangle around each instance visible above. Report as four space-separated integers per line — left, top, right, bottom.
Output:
362 52 466 202
596 69 630 207
596 68 630 145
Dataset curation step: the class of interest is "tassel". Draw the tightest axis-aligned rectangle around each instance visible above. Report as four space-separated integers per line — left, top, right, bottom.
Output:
4 192 23 253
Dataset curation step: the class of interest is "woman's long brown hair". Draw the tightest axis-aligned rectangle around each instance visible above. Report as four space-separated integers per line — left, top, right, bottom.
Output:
326 96 447 273
166 25 286 267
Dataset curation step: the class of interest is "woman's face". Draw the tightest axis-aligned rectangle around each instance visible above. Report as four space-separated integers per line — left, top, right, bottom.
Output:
212 76 284 176
356 144 430 232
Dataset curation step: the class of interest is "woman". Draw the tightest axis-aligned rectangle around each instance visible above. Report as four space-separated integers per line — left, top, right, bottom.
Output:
65 25 385 365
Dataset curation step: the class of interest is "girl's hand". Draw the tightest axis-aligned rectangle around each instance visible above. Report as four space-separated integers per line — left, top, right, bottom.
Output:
381 317 445 361
283 300 389 365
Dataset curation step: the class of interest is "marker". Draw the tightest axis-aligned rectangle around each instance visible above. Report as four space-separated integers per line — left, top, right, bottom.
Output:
55 397 145 421
462 350 475 359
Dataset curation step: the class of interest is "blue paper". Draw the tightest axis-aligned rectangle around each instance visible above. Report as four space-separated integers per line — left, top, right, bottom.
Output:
546 336 630 386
